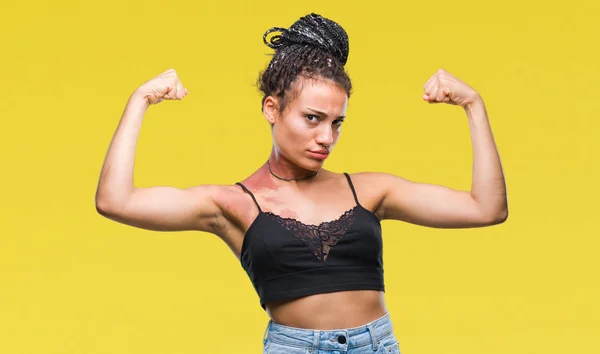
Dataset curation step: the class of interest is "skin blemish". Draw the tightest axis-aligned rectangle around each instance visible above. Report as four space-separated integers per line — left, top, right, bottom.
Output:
277 208 299 219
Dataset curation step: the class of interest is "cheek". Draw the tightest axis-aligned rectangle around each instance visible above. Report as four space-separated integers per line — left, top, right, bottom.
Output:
332 126 342 142
281 119 311 143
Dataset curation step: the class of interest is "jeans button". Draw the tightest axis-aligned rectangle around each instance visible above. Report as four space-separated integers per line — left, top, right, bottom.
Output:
338 335 347 344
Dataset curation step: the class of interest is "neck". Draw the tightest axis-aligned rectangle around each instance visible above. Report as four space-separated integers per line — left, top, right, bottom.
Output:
267 159 319 182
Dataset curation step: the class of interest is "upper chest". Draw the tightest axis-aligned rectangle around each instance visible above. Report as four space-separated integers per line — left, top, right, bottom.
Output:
216 173 384 256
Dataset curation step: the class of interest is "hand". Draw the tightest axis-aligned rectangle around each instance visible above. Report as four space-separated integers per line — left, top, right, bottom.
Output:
134 68 188 105
422 69 480 108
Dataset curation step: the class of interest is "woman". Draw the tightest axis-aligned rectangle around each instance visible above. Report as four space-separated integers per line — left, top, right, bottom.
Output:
95 13 507 354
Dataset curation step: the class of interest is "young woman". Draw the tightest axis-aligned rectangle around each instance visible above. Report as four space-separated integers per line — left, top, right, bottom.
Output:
95 13 507 354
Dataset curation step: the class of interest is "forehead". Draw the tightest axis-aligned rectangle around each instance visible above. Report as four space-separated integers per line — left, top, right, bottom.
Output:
290 78 348 113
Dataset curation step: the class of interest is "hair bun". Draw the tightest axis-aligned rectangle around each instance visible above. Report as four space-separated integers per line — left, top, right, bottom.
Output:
262 13 349 65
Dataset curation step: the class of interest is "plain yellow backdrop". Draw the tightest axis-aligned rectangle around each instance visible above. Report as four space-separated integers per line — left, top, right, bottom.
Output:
1 0 598 353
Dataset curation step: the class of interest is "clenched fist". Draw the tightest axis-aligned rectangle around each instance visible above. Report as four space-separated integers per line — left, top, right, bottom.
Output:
134 68 188 105
422 69 480 108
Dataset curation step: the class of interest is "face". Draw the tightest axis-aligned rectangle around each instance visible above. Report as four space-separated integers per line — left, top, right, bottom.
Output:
264 78 348 171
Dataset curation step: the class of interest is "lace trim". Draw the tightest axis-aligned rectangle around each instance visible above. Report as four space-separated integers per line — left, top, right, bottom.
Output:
265 206 357 261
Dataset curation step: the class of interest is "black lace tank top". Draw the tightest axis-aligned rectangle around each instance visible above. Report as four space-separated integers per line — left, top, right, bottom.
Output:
236 173 384 310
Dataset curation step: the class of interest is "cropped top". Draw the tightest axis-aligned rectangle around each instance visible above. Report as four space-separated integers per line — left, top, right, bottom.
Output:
236 173 384 310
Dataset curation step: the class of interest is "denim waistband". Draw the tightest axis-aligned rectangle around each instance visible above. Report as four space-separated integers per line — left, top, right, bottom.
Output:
263 312 394 352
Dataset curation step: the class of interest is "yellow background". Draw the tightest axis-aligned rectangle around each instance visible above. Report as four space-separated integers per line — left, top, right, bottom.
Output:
1 0 598 353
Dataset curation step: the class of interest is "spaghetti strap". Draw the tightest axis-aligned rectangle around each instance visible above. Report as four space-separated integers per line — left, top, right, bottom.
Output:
236 182 262 213
343 173 360 205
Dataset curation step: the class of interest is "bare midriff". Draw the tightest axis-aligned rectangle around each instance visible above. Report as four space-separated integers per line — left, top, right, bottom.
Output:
265 290 387 330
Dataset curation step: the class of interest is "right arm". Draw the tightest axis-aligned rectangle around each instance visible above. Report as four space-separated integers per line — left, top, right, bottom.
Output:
95 69 225 234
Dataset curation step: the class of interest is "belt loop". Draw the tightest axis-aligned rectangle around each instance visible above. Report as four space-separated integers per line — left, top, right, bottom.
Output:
367 323 378 351
311 330 320 353
263 320 271 345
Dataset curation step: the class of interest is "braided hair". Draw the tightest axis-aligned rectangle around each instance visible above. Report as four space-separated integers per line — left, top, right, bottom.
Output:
258 13 352 114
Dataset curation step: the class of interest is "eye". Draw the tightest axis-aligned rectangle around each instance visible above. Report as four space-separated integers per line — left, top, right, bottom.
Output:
333 119 345 126
305 114 319 123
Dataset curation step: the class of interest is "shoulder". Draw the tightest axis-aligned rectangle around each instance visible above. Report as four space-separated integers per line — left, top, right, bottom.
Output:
182 183 257 223
182 183 260 239
345 171 412 188
183 183 245 204
343 172 414 219
186 183 252 209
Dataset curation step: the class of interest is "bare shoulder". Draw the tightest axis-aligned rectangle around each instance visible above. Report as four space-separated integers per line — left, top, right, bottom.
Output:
208 182 260 230
188 183 256 219
209 183 255 212
187 183 241 198
345 171 404 182
344 171 409 219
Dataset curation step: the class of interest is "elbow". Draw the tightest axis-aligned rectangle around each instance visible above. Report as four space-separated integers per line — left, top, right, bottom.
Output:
485 207 508 226
474 196 508 226
495 208 509 224
95 192 126 218
95 182 136 223
95 197 117 217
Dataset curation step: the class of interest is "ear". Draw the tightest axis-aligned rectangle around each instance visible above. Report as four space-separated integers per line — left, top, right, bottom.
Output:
263 96 279 124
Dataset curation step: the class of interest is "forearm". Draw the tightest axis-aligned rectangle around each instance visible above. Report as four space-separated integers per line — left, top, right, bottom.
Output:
96 91 149 208
465 98 508 221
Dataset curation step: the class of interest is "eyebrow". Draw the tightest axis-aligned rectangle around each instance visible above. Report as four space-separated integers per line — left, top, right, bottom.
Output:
306 107 346 119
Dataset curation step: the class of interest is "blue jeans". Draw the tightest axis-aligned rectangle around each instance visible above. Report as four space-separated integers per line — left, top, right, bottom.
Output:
262 312 401 353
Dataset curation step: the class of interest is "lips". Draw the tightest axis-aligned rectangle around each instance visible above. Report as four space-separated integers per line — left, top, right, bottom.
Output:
309 150 329 156
308 150 330 160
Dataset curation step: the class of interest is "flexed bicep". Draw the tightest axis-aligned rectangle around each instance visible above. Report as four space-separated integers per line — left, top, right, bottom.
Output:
96 184 226 234
376 173 505 228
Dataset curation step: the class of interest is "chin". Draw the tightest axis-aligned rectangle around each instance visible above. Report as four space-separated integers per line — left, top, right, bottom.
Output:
305 159 325 171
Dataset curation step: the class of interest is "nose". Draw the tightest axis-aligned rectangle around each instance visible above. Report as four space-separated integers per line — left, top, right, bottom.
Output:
315 124 334 146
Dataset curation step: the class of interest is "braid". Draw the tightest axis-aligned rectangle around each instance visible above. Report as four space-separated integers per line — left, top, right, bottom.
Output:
263 13 349 65
258 13 352 113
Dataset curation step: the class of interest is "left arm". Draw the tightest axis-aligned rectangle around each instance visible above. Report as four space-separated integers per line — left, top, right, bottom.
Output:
375 69 508 228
